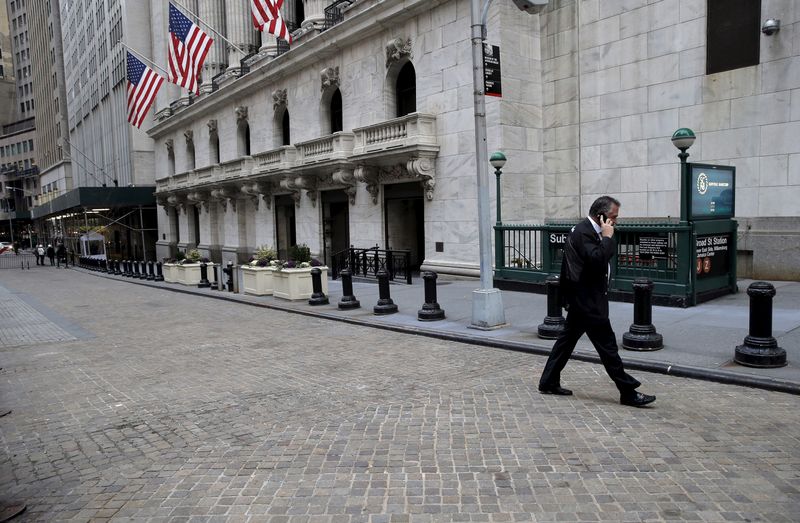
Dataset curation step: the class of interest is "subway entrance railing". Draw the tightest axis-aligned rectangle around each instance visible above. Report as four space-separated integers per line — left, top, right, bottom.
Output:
494 220 737 307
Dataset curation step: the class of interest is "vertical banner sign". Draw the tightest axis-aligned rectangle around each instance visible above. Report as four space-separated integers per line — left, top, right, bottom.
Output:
696 234 730 279
483 44 502 97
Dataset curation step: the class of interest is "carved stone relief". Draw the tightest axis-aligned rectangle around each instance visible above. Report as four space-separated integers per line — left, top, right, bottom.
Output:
386 37 412 68
320 67 340 91
355 166 380 204
235 106 248 123
272 89 288 111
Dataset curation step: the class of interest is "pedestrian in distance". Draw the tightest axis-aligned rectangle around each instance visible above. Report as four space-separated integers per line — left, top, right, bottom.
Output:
538 195 656 408
56 243 66 267
46 244 55 266
36 244 45 266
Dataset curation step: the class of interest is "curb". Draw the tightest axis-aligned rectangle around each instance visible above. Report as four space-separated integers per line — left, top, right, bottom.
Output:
73 267 800 396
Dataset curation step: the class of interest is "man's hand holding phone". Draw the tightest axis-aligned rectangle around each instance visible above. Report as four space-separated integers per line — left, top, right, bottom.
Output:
599 214 614 238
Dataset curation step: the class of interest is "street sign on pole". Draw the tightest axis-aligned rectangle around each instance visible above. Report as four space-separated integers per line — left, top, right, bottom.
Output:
483 44 502 98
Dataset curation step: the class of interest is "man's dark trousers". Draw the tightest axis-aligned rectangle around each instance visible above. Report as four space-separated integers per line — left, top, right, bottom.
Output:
539 308 640 393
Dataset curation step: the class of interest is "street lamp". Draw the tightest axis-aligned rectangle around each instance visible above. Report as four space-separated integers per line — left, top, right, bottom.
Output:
470 1 542 330
671 128 696 223
490 151 506 225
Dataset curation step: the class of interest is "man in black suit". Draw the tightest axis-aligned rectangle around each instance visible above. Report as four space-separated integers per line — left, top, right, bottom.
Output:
538 196 656 407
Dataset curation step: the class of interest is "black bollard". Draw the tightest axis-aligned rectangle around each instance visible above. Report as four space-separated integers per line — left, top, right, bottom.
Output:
146 261 155 280
225 261 234 292
308 267 330 305
622 278 663 351
155 261 164 281
121 260 128 277
418 271 445 321
138 261 148 279
198 262 211 288
735 282 787 368
133 261 141 278
107 260 114 275
114 260 122 276
209 264 219 290
373 269 398 315
338 268 360 310
537 275 566 339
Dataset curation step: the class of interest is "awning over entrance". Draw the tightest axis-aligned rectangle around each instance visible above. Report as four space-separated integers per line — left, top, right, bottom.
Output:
30 187 157 219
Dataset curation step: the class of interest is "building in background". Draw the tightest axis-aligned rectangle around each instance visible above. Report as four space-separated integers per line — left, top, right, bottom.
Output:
28 0 71 217
147 0 800 281
30 0 159 261
0 0 16 126
0 0 37 246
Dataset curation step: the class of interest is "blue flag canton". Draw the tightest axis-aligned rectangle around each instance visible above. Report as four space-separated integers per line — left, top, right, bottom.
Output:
127 52 146 85
169 3 193 42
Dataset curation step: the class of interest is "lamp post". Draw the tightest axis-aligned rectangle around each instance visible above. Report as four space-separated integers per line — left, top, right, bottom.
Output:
491 152 506 225
671 128 696 224
469 0 504 330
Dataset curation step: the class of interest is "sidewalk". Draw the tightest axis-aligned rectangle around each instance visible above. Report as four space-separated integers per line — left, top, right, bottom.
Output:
75 267 800 395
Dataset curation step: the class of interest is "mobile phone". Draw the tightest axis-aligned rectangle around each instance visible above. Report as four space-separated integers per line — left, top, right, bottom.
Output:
598 213 608 223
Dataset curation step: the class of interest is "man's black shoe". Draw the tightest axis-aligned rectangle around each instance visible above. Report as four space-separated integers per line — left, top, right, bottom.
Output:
538 385 573 396
620 392 656 407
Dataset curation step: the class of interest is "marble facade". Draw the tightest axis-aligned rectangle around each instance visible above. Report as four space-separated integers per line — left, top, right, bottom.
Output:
148 0 800 280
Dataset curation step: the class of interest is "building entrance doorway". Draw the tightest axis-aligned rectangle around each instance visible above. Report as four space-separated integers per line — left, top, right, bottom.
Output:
384 182 424 270
275 195 296 260
322 190 350 267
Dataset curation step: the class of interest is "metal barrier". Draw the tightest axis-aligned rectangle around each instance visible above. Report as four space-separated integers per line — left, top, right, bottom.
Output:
494 221 707 306
0 252 38 269
331 246 413 285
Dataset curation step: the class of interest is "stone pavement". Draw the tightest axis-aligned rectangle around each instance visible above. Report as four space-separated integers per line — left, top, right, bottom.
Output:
0 268 799 522
68 265 800 394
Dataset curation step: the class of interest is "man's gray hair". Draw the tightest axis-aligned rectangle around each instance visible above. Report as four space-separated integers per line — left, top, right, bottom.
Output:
589 195 621 217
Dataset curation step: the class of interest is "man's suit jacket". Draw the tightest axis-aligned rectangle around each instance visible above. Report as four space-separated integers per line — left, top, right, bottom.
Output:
559 218 616 321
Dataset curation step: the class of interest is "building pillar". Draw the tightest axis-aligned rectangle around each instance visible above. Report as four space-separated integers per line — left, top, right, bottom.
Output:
225 1 259 75
199 0 227 94
155 203 177 260
221 198 248 264
303 0 326 29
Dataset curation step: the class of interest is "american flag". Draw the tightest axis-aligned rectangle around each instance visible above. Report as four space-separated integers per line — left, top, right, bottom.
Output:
168 3 213 94
251 0 293 44
126 52 164 128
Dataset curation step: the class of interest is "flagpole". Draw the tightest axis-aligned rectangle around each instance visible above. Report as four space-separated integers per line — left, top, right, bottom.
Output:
121 42 170 77
171 0 249 57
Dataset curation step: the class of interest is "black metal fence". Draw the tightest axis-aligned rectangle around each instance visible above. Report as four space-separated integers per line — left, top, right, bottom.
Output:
0 252 41 269
495 221 705 306
331 246 413 285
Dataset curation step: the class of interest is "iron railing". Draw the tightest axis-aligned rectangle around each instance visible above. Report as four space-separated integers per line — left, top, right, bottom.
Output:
495 222 701 306
331 246 413 285
322 0 354 31
0 252 37 269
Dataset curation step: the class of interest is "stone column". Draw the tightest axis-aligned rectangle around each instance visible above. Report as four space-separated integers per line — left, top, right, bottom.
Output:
199 0 228 94
256 2 291 59
225 0 259 75
155 200 177 260
303 0 326 29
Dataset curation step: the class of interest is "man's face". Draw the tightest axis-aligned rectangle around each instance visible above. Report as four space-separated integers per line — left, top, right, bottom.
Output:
607 204 620 225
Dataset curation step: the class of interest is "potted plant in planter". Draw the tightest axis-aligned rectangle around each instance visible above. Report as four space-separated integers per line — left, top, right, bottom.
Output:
241 245 277 296
271 244 329 300
162 250 184 283
176 249 204 285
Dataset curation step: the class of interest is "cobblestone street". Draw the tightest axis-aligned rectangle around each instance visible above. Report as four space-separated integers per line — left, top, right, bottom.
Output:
1 269 799 522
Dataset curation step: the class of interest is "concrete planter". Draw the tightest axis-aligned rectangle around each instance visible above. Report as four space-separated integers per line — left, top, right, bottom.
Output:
241 265 276 296
162 263 178 283
272 267 328 300
175 263 214 285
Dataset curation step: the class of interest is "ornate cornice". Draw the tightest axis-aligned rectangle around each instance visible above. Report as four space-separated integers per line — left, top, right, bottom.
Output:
354 165 379 205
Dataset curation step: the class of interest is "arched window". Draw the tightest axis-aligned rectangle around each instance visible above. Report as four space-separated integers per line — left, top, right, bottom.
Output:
330 88 342 133
282 109 291 146
186 141 195 171
210 132 220 164
395 62 416 117
237 121 251 157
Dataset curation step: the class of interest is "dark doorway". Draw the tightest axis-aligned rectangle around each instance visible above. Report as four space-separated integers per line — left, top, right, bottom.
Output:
282 110 291 145
193 206 201 247
330 89 343 133
396 62 416 117
322 190 349 267
274 194 296 260
384 182 424 270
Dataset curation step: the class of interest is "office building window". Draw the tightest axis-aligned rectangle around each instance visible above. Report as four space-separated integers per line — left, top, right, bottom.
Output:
707 0 761 74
